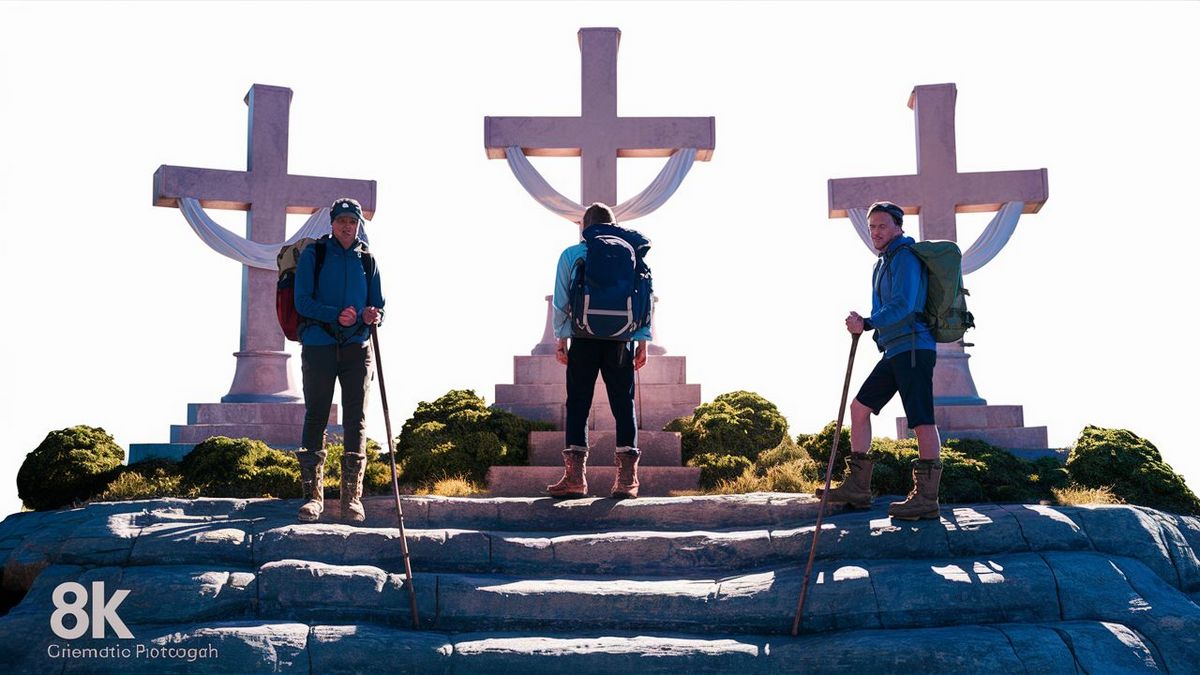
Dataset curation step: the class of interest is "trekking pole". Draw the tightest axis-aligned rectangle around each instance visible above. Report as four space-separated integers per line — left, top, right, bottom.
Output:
370 325 420 630
791 332 860 636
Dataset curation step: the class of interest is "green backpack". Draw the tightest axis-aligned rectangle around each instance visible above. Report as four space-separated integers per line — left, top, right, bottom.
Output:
899 241 975 343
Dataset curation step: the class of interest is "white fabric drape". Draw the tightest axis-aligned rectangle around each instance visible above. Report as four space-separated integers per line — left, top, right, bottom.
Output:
848 201 1024 274
503 146 697 223
178 197 368 270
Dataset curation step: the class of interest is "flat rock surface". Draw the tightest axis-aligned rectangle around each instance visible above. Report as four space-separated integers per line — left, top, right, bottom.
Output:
0 496 1197 673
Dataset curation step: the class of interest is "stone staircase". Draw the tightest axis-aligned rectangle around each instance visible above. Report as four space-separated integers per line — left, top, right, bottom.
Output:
129 403 340 463
2 495 1199 673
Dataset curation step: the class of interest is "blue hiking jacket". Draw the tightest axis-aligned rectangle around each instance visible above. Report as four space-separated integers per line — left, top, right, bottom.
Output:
294 236 385 346
553 242 652 342
870 236 935 357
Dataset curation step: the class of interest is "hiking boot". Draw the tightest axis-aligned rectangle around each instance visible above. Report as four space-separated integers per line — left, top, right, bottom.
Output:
888 459 943 521
815 453 874 509
297 453 324 522
611 447 641 499
547 447 588 499
340 454 367 524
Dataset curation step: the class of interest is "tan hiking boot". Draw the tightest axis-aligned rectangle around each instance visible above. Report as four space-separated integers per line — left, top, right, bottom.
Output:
888 459 943 521
297 455 324 523
611 447 641 499
815 453 874 509
547 447 589 499
340 456 367 524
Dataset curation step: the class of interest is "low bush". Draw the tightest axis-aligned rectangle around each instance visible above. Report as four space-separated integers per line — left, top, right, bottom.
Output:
1065 426 1200 515
687 453 754 490
667 391 789 463
179 436 300 498
94 458 192 502
17 426 125 511
323 439 393 496
395 390 552 486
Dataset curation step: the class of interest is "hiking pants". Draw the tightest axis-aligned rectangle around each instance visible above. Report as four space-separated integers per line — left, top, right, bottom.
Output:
297 342 373 475
565 338 638 450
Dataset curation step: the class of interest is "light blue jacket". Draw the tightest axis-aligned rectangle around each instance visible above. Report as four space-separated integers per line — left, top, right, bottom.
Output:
870 236 935 358
553 242 652 342
294 236 385 346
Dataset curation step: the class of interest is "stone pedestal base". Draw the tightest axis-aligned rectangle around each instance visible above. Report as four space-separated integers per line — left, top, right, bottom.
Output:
487 297 702 496
221 351 303 403
129 402 339 463
896 404 1059 461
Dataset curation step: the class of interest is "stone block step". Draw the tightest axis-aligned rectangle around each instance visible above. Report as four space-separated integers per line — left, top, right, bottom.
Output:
486 466 700 498
128 443 199 463
513 354 688 385
937 426 1050 450
187 402 338 425
895 404 1026 437
528 430 682 466
494 383 701 407
170 423 305 446
492 402 698 432
0 618 1165 674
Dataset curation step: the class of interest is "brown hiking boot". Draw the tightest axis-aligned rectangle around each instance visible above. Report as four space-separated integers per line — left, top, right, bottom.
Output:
611 447 641 499
340 455 367 524
815 453 874 509
547 447 588 499
888 459 943 521
297 454 324 522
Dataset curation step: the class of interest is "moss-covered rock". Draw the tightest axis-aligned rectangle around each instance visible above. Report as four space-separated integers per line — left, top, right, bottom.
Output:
668 391 789 463
395 389 552 487
1066 426 1200 515
17 425 125 510
179 437 301 498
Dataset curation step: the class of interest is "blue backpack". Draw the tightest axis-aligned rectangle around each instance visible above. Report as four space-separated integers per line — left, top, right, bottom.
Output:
568 223 653 340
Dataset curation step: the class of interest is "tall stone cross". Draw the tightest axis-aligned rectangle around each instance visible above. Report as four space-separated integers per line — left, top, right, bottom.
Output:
828 83 1049 405
828 83 1048 242
484 27 715 209
153 84 377 403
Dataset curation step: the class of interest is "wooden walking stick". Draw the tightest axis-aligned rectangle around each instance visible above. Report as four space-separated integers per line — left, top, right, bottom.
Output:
791 332 860 636
370 325 420 629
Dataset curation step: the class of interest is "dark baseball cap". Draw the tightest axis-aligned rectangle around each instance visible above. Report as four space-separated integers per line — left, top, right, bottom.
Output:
330 198 364 223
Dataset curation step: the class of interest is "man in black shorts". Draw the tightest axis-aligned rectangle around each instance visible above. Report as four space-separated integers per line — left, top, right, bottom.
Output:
818 201 943 520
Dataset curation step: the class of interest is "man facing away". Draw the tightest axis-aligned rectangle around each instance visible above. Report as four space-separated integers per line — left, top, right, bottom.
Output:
294 197 385 523
820 200 943 520
547 203 650 499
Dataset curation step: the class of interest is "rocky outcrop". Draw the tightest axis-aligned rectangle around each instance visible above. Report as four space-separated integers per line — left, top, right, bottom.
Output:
1 495 1198 672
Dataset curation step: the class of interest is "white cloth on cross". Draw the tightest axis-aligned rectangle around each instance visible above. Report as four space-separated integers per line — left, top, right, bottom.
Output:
847 201 1024 275
177 197 368 270
503 146 697 222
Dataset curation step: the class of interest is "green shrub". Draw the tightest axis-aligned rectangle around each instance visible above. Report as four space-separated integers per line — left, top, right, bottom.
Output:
1066 426 1200 515
179 437 301 498
395 390 552 486
17 426 125 510
798 421 852 479
668 391 789 463
687 453 754 489
96 463 191 502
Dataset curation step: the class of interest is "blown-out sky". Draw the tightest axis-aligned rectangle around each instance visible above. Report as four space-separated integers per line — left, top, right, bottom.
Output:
1 1 1196 515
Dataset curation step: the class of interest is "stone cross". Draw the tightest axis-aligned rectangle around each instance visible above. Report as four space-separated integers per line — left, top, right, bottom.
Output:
153 84 377 403
828 83 1048 242
484 27 715 208
827 83 1049 406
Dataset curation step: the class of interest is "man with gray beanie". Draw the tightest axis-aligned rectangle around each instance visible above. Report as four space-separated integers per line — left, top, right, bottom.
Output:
294 197 385 523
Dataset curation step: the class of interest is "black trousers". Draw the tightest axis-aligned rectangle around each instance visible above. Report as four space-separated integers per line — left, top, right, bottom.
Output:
565 338 638 449
298 342 373 472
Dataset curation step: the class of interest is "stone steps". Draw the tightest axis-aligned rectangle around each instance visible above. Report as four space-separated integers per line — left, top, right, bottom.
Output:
2 497 1199 673
170 422 305 445
486 466 701 498
527 430 682 466
512 354 687 385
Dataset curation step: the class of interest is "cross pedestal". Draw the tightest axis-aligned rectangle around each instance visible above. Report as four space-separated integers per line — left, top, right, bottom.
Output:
829 83 1054 455
483 28 711 494
130 84 376 462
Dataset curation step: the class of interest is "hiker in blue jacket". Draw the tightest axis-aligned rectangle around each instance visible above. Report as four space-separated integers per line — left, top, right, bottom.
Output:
547 202 650 500
293 197 385 524
819 201 944 520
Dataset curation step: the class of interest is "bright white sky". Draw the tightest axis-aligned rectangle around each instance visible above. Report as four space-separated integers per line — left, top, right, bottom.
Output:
1 1 1196 517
